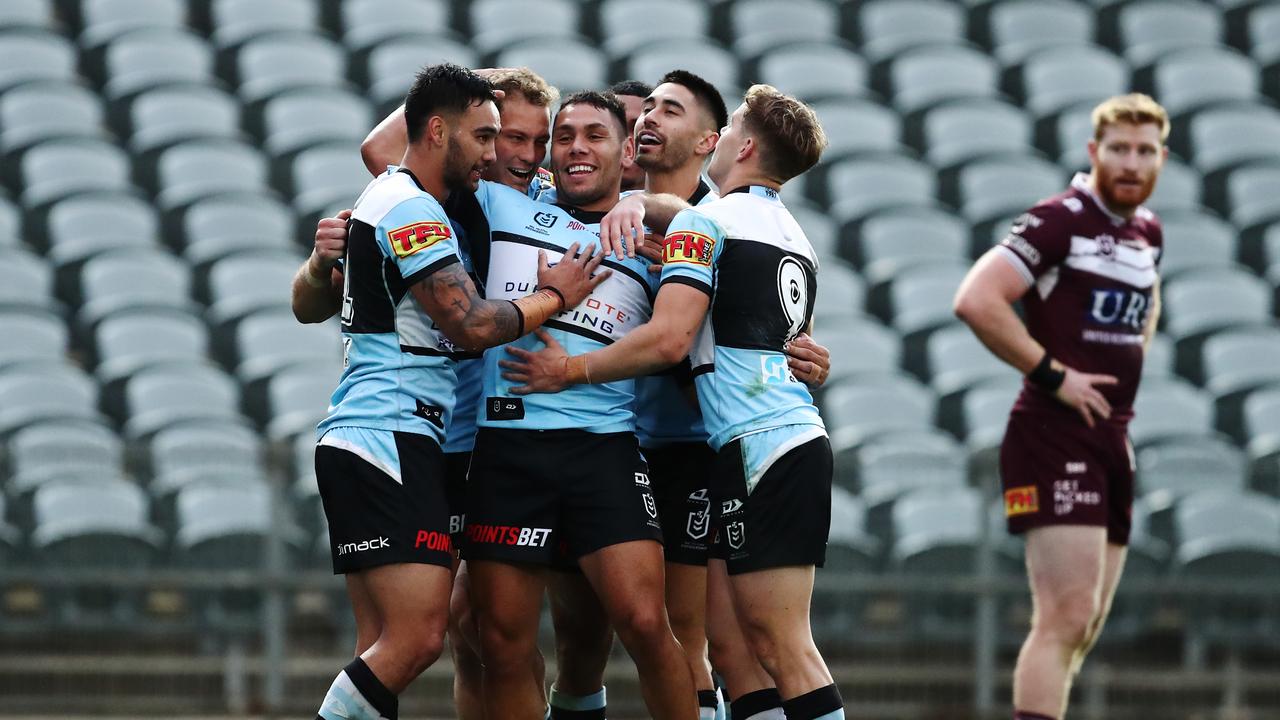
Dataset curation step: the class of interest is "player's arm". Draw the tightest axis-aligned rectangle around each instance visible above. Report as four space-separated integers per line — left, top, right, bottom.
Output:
414 243 609 353
360 105 408 176
292 209 351 323
598 192 690 259
500 282 709 392
786 325 832 387
1142 275 1161 351
954 248 1117 428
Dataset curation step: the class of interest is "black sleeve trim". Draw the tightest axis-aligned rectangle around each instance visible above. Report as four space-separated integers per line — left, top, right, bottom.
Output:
402 256 463 289
660 274 712 297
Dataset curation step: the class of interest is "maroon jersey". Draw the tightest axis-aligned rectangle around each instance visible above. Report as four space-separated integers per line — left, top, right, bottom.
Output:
997 173 1163 423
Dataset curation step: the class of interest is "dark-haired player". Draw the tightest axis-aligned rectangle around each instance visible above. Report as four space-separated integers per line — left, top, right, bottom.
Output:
610 79 652 192
952 94 1168 720
308 63 605 720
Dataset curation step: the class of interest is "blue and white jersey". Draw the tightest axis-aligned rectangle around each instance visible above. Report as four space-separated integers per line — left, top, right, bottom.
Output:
635 179 717 448
475 180 658 433
317 168 465 446
659 185 825 451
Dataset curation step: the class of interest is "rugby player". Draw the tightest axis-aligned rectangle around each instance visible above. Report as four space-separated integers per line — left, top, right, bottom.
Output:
609 80 652 192
305 64 606 720
503 85 846 720
952 94 1167 720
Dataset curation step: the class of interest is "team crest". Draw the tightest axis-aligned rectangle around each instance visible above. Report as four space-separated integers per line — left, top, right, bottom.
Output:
726 521 746 550
1096 234 1117 260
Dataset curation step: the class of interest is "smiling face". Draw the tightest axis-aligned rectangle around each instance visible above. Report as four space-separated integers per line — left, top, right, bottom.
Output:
442 99 500 193
1088 121 1167 215
550 102 629 210
485 95 550 193
634 81 714 173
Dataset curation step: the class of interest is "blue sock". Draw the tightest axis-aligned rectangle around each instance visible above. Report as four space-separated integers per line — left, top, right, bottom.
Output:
715 687 728 720
782 684 844 720
549 685 606 719
316 657 397 720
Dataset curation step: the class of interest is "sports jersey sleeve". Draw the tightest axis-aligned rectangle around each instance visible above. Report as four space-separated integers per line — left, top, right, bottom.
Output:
659 209 726 296
376 197 461 286
996 203 1072 286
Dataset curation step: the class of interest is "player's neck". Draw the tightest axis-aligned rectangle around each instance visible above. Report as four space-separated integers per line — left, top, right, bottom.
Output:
566 185 620 214
717 167 780 195
399 149 450 204
644 164 702 200
1085 172 1136 220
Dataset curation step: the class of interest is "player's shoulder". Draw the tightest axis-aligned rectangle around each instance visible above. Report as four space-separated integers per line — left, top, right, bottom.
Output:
1132 205 1163 242
1025 186 1086 223
355 170 447 228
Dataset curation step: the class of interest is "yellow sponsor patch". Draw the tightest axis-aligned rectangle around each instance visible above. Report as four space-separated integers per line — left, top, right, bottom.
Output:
1004 486 1040 517
388 221 451 258
662 230 716 266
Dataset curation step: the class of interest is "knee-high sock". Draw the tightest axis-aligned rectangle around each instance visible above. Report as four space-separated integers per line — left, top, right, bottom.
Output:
316 657 398 720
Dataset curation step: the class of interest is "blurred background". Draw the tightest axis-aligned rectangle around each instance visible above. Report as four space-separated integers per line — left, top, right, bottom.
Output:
1 0 1279 718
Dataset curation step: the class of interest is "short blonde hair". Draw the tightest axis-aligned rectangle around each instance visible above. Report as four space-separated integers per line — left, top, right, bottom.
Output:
487 67 559 109
1092 93 1170 142
741 84 828 182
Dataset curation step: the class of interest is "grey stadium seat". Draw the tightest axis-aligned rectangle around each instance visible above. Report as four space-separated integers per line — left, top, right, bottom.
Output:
1149 47 1261 118
260 88 373 160
755 44 869 103
1053 101 1097 169
0 363 101 435
728 0 839 59
1188 105 1280 175
810 316 901 384
925 323 1017 397
0 82 108 158
824 155 936 219
1161 268 1271 342
825 488 880 573
1226 163 1280 231
1138 437 1248 515
0 30 77 93
959 374 1022 451
821 373 936 446
1156 210 1236 279
857 0 965 64
1244 387 1280 490
468 0 582 56
362 34 478 110
857 439 967 538
46 193 160 268
181 195 297 268
149 421 263 486
289 142 371 218
233 309 342 384
1018 44 1128 117
1114 0 1224 65
853 207 968 284
340 0 451 53
154 139 271 211
890 486 984 639
983 0 1095 64
99 29 216 104
496 39 607 95
919 99 1034 169
1143 158 1201 215
1 249 58 314
598 0 710 58
234 33 349 104
78 0 188 51
0 197 20 249
810 99 904 160
0 0 56 32
9 419 123 495
93 308 209 384
884 261 969 337
812 262 865 322
1144 332 1175 378
210 0 321 51
77 249 196 328
0 310 66 369
20 138 136 211
625 39 738 98
260 361 342 440
1200 327 1280 401
206 251 308 327
789 203 839 259
1247 1 1280 65
1129 377 1215 448
888 45 1001 114
120 362 244 439
127 85 245 159
953 155 1065 224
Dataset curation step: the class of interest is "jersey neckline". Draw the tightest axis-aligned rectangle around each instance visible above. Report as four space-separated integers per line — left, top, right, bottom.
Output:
724 185 784 203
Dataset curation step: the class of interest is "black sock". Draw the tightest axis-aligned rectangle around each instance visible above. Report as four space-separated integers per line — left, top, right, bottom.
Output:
343 657 398 720
782 684 844 720
1014 712 1058 720
730 688 783 719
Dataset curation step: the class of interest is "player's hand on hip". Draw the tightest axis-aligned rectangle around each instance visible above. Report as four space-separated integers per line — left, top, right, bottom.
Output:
501 329 570 394
599 193 645 259
536 243 612 309
312 209 351 270
1054 368 1118 429
786 333 832 387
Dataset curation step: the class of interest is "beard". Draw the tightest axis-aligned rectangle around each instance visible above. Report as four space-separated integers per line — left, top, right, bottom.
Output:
442 139 477 192
634 135 694 173
1095 164 1157 213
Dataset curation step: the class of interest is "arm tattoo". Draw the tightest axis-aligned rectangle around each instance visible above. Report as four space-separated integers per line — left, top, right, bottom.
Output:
419 262 521 346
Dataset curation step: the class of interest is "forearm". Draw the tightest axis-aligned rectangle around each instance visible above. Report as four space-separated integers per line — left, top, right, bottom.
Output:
442 289 563 353
958 298 1044 374
291 257 342 323
564 321 683 385
640 193 691 235
360 104 408 176
1142 282 1161 351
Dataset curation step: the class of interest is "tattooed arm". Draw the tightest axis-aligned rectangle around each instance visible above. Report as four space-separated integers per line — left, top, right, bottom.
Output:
411 243 611 353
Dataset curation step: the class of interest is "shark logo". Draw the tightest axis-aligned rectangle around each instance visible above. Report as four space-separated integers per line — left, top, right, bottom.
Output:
726 521 746 550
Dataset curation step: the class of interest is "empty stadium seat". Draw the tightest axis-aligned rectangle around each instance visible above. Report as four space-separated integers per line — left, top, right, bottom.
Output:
154 139 271 212
0 0 55 32
857 0 965 63
1161 268 1272 342
755 44 868 103
1244 386 1280 492
958 375 1021 454
99 29 216 104
857 439 967 538
1 249 58 314
1144 332 1175 378
127 85 245 159
1157 210 1236 278
1139 437 1248 518
813 262 866 322
890 486 984 639
1225 163 1280 231
1200 329 1280 439
233 33 349 104
918 99 1034 169
259 361 341 440
727 0 839 59
0 310 66 369
888 45 1001 114
148 421 262 485
826 487 880 572
952 155 1065 224
340 0 451 53
1052 101 1096 169
8 419 123 495
1147 47 1261 118
93 308 209 384
624 39 738 97
1130 376 1215 448
468 0 581 56
823 154 936 218
210 0 321 51
0 30 77 93
925 323 1016 397
852 207 969 284
1247 1 1280 64
205 251 302 326
789 203 839 259
810 99 904 161
289 142 370 218
982 0 1095 64
1018 44 1128 117
1145 159 1202 215
1188 105 1280 175
77 249 195 329
78 0 187 51
0 363 102 436
20 138 137 211
119 362 244 439
181 195 297 267
811 316 901 385
361 34 478 111
598 0 710 58
497 39 607 95
259 87 372 160
233 309 341 384
0 82 108 158
883 261 969 337
821 373 936 445
45 193 160 268
1113 0 1224 65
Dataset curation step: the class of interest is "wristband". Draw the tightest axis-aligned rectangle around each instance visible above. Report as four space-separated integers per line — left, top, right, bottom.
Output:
1028 352 1065 391
303 261 330 289
538 285 566 309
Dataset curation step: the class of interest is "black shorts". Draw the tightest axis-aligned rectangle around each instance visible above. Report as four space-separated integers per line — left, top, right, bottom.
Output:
711 435 833 575
463 428 663 565
644 441 716 566
315 431 455 574
444 451 471 545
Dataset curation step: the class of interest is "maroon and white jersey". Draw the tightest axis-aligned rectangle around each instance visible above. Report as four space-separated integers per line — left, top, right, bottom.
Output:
997 173 1163 423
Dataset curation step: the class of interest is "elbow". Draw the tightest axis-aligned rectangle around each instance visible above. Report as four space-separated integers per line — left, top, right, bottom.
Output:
655 333 691 366
953 291 978 325
359 136 385 176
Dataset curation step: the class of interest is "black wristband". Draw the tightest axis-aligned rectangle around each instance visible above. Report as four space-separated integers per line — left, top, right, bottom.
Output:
1028 352 1065 391
538 285 566 309
508 299 525 338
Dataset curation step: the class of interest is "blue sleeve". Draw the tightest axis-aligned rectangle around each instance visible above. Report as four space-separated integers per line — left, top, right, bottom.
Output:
377 197 461 285
659 209 725 296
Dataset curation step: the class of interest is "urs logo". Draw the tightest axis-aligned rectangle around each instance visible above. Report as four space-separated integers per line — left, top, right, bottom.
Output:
1088 289 1149 331
1004 486 1039 517
663 230 716 266
388 221 451 258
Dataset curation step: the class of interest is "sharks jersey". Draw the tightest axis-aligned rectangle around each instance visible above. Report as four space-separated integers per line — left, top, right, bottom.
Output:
317 168 464 445
475 180 658 433
660 185 825 452
635 179 717 447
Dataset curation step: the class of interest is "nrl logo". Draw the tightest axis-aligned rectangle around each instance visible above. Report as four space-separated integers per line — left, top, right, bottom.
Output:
726 521 746 550
643 492 658 519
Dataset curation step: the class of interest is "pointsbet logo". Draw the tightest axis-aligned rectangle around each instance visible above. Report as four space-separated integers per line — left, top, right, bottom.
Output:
464 524 552 547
